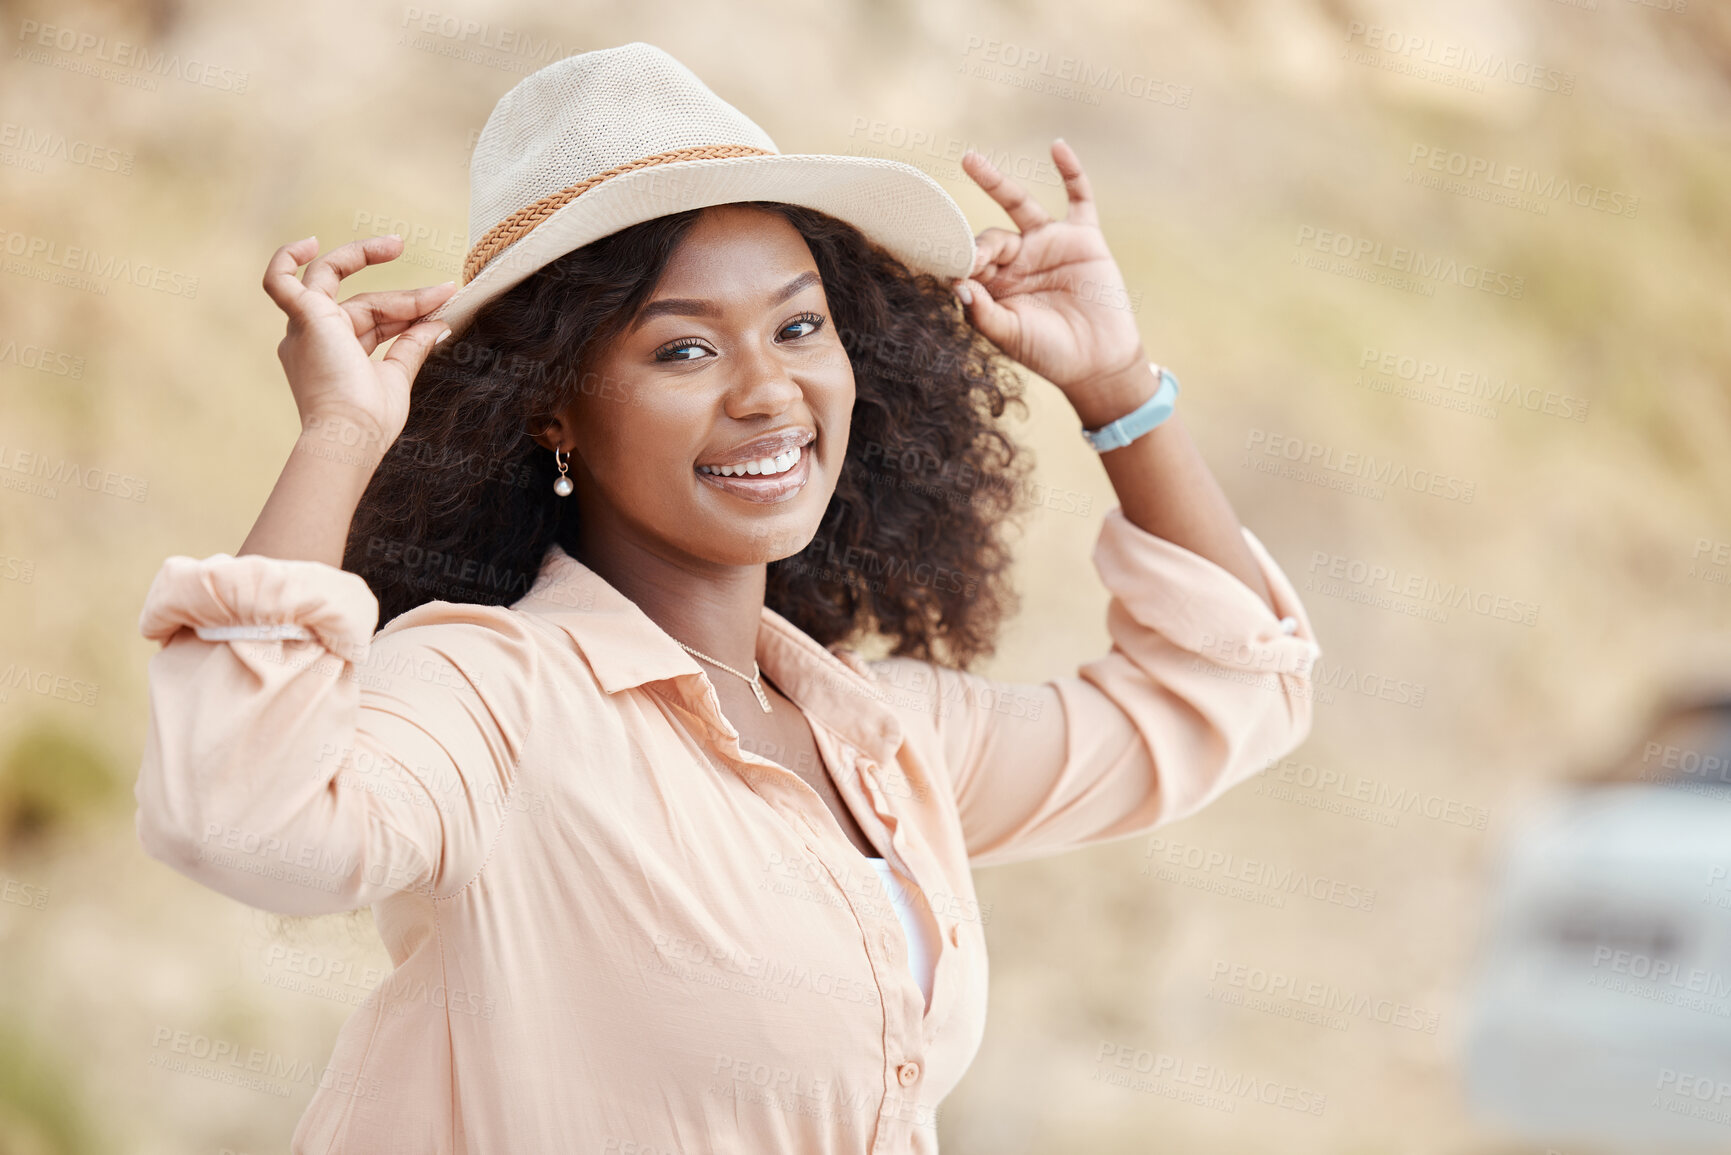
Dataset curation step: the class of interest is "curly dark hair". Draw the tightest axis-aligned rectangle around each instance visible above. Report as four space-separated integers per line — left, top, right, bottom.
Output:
342 202 1035 670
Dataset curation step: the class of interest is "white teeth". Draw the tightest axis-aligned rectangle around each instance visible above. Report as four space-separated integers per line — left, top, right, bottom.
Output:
699 443 803 479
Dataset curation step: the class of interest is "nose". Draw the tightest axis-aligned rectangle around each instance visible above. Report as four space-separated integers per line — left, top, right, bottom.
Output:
720 338 805 421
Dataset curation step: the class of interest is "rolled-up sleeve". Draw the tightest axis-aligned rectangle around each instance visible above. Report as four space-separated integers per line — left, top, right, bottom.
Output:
875 507 1321 868
133 553 536 914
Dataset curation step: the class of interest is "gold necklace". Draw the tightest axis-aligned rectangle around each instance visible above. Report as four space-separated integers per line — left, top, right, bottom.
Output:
676 641 772 713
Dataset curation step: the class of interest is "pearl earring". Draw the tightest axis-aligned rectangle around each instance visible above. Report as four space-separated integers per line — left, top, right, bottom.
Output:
552 448 573 497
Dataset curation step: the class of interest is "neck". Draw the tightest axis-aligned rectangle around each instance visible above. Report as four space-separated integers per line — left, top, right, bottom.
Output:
574 520 768 674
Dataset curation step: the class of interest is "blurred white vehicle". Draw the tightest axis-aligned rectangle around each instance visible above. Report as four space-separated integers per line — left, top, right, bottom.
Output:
1463 698 1731 1152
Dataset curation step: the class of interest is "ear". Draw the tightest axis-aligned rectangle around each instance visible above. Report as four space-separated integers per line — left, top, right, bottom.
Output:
528 412 572 454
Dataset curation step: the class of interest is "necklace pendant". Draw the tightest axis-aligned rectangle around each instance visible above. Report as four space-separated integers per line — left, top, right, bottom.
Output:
750 680 773 714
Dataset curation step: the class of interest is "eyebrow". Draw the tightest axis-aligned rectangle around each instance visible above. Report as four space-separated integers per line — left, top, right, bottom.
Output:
630 270 822 331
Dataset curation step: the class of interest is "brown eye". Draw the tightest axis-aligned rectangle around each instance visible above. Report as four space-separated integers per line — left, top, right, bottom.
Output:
779 313 825 341
655 339 709 362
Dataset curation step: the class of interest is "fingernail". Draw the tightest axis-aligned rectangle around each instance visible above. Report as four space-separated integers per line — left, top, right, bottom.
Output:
955 280 973 306
437 280 456 289
434 328 452 344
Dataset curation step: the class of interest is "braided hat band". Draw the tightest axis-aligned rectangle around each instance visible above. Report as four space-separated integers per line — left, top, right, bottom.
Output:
422 42 976 337
461 144 774 285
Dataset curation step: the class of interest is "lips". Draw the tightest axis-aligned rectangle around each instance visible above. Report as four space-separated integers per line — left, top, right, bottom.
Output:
694 428 815 473
698 443 803 478
694 429 816 504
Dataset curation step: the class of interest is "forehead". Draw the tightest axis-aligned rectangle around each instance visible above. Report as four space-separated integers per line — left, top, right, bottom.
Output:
653 205 817 287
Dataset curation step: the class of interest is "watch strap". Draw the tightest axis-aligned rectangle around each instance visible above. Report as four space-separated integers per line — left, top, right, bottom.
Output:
1080 364 1181 452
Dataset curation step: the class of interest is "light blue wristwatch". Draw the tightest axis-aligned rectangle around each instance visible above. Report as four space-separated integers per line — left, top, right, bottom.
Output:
1080 364 1181 453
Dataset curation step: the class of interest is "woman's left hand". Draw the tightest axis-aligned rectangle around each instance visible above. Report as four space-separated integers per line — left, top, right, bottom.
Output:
954 139 1148 407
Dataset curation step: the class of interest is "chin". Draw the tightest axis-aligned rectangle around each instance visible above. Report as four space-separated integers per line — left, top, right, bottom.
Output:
684 458 839 567
711 512 824 569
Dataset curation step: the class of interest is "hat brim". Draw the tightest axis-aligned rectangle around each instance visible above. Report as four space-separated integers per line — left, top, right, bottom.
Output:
425 153 977 336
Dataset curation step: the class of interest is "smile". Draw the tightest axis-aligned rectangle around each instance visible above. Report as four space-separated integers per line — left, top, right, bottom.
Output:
694 436 815 504
697 444 803 478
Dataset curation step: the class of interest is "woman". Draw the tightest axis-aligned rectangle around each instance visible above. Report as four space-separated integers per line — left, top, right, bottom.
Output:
135 42 1320 1153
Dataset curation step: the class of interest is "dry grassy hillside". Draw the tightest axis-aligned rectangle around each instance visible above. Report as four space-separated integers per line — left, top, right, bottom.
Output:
0 0 1728 1150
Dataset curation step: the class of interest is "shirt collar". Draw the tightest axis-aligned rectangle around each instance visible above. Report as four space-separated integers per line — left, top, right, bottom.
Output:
512 543 905 764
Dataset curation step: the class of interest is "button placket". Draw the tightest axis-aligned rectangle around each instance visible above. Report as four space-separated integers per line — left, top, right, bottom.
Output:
850 758 968 1041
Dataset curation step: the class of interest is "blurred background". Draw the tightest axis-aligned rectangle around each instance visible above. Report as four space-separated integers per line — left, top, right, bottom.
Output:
1 0 1729 1151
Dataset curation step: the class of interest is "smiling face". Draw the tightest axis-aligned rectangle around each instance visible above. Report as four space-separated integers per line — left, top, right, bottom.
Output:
539 204 855 572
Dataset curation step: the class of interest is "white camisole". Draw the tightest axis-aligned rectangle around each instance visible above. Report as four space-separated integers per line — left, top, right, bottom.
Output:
863 855 939 1010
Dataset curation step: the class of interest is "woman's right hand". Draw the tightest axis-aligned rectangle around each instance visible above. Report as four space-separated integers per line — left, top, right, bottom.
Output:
262 235 458 450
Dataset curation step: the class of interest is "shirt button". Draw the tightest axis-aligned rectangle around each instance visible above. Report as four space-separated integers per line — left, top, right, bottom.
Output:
880 930 893 951
897 1061 921 1086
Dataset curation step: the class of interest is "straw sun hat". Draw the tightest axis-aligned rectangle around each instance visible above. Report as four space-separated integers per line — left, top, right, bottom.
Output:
425 41 979 336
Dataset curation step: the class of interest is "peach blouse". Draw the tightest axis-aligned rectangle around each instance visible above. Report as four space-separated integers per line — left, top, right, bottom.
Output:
134 507 1320 1154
